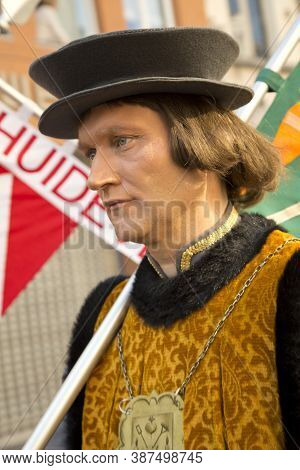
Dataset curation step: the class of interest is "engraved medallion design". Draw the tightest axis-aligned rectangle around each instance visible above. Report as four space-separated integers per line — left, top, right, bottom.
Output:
118 391 184 450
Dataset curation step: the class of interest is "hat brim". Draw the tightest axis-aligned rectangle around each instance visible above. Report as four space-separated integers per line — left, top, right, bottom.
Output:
38 76 253 139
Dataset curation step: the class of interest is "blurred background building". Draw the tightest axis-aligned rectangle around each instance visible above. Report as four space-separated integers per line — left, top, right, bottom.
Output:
0 0 299 450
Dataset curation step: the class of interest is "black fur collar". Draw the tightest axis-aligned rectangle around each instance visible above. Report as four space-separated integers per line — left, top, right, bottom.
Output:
130 212 286 328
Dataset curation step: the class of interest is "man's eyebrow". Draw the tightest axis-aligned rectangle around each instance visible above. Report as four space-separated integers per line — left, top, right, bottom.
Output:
95 125 144 136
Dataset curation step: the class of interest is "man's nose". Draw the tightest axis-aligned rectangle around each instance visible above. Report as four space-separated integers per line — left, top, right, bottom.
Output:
87 151 120 191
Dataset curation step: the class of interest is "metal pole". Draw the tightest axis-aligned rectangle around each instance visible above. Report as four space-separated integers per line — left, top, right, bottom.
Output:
235 15 300 121
22 272 136 450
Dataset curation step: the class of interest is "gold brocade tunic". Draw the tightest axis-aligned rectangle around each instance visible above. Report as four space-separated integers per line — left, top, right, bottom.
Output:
82 229 300 449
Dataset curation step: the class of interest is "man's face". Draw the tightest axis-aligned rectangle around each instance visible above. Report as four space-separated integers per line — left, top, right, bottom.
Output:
78 102 206 246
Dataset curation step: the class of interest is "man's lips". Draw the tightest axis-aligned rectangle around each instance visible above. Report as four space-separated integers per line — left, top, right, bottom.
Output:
106 200 134 210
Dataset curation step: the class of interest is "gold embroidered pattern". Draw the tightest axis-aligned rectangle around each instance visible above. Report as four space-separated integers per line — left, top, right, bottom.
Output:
180 205 239 271
146 254 165 279
146 205 239 277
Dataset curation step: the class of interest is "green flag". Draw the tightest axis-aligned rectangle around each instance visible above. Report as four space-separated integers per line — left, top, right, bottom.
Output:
247 62 300 236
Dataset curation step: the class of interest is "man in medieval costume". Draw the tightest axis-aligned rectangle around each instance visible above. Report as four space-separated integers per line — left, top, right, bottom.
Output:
29 27 300 450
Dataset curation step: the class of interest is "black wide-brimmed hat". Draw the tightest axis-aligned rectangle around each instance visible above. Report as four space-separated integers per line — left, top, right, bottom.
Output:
29 27 254 139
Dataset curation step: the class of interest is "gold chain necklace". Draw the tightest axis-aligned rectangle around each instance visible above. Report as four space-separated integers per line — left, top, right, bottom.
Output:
117 237 300 450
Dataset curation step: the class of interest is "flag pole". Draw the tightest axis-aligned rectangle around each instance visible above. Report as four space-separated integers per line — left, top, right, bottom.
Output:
236 15 300 121
23 272 136 450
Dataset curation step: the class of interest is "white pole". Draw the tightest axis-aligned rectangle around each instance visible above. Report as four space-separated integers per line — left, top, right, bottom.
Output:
235 15 300 121
23 272 136 450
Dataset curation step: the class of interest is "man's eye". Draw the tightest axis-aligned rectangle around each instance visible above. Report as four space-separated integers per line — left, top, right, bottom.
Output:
114 136 132 148
86 148 96 160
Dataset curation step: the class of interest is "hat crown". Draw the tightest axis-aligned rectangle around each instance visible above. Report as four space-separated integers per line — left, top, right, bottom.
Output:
29 27 239 99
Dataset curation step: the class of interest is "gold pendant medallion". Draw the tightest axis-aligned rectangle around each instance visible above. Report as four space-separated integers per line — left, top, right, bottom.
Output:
117 390 184 450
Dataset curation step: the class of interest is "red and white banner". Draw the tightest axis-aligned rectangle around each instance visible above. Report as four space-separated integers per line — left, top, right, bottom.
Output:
0 103 145 316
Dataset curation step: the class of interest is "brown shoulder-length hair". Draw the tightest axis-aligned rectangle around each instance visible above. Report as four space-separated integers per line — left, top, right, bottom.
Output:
107 93 285 209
